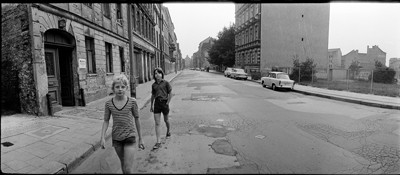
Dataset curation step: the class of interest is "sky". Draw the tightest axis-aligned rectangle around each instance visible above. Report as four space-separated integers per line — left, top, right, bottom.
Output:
163 2 400 66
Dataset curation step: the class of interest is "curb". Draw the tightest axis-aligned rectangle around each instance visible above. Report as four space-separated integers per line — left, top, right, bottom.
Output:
248 79 399 110
51 113 113 174
291 89 400 110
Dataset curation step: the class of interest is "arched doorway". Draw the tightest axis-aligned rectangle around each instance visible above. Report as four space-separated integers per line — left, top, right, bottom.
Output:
44 29 76 112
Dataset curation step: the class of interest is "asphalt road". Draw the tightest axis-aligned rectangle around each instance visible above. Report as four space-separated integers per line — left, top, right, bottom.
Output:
71 70 400 174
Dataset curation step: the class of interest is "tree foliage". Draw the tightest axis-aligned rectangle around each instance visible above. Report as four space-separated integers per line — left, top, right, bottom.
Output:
348 60 361 79
369 60 396 84
208 25 235 67
289 55 317 82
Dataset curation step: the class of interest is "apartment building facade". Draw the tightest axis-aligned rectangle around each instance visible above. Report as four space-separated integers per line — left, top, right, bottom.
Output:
235 4 330 78
2 3 179 116
234 4 261 78
2 3 130 115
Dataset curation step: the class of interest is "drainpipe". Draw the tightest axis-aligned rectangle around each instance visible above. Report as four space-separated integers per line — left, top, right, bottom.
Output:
128 4 136 98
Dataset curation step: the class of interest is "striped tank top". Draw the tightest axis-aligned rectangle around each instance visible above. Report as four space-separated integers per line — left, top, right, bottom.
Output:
104 97 139 141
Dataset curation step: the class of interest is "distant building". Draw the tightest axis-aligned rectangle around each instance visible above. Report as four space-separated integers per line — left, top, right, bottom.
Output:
328 48 342 69
342 45 386 70
235 4 330 79
389 58 400 82
193 37 215 69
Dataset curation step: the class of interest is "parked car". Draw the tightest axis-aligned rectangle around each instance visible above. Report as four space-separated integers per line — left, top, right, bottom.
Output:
261 72 295 91
195 68 200 71
230 68 248 80
224 67 234 77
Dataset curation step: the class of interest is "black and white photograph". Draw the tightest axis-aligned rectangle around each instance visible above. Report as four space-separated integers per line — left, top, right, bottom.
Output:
1 1 399 174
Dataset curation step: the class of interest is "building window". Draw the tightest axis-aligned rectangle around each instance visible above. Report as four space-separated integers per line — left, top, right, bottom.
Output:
103 3 111 18
255 24 258 40
83 3 92 8
250 27 253 42
119 47 125 72
145 20 148 39
136 11 140 32
105 42 113 73
132 6 135 31
85 37 96 73
116 3 122 20
142 16 145 36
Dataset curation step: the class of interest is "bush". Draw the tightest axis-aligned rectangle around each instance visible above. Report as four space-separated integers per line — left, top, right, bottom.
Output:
369 67 396 84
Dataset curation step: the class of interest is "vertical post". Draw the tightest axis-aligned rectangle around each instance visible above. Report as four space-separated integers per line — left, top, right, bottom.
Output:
370 70 374 94
128 4 136 98
311 68 313 85
298 67 300 83
46 94 52 116
346 69 349 91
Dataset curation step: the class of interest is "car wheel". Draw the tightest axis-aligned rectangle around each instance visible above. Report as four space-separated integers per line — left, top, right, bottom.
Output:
272 84 276 91
262 81 266 87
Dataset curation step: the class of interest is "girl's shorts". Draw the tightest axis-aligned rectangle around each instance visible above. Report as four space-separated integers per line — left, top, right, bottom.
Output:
112 136 136 147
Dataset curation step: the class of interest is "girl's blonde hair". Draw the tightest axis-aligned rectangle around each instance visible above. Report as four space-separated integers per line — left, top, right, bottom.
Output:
112 74 129 91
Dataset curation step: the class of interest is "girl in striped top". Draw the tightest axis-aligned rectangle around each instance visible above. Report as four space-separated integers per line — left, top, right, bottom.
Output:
100 74 144 174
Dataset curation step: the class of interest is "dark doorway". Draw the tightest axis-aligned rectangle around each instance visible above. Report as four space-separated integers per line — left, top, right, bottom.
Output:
59 47 75 106
44 29 76 111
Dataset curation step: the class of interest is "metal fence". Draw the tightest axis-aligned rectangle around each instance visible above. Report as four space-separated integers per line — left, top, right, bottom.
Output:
291 67 400 97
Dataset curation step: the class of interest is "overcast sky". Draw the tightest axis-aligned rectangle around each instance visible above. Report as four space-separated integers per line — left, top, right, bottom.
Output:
163 2 400 66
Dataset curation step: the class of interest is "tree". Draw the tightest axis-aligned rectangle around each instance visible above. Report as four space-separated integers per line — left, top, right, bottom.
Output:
348 60 361 79
369 60 396 84
289 55 316 82
208 24 235 68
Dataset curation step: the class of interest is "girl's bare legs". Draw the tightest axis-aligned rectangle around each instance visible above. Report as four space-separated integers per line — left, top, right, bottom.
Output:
114 146 125 173
154 113 161 144
114 144 135 174
123 144 135 173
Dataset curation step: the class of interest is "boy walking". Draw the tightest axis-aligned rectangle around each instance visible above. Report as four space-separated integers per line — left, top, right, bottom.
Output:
150 68 172 150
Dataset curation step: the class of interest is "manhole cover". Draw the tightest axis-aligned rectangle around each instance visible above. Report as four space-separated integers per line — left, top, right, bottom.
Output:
1 142 14 147
25 125 68 139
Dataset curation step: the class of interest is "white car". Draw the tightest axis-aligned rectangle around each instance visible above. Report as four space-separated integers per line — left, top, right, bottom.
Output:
230 68 248 80
261 72 295 91
224 67 234 77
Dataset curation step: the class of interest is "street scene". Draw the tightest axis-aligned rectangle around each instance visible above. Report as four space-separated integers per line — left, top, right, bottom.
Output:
2 2 400 174
69 70 400 174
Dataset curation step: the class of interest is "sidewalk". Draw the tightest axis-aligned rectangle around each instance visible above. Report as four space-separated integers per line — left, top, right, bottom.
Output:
210 69 400 110
1 71 182 174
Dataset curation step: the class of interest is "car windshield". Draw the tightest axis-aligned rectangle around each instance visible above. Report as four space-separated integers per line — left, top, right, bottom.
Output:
277 74 290 79
235 69 245 73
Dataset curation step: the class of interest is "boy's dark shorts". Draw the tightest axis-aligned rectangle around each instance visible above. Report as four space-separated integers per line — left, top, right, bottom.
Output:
112 136 136 147
154 98 169 115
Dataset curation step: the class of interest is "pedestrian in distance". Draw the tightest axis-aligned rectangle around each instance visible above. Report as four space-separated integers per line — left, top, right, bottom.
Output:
100 74 145 174
150 67 172 150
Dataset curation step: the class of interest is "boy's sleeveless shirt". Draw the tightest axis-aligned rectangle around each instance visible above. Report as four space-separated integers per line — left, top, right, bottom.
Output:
104 97 139 141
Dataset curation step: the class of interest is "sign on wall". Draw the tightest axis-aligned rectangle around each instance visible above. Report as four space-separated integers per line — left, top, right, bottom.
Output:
79 59 86 69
